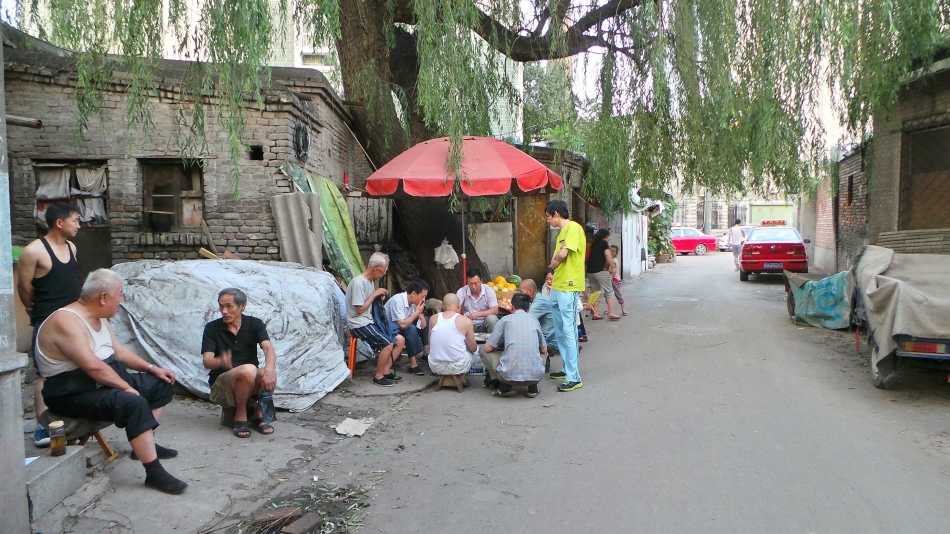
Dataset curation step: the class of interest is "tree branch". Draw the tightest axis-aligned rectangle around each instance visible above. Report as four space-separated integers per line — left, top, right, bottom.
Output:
472 0 644 61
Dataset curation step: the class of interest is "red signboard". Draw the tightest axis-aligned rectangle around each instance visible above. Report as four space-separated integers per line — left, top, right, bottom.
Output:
760 219 787 226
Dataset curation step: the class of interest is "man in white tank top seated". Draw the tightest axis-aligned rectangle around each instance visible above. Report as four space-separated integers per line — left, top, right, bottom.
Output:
480 293 547 398
427 294 478 387
36 269 187 494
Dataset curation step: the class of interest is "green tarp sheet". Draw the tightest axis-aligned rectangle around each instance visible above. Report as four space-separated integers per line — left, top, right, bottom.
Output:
281 163 364 281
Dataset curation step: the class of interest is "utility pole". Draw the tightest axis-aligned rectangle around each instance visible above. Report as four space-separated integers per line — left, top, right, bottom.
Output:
0 37 32 533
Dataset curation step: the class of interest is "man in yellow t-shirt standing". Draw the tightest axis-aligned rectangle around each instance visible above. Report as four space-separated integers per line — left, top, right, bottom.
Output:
545 200 586 392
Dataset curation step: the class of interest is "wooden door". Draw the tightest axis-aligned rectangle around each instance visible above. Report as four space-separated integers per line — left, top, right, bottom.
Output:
516 195 550 285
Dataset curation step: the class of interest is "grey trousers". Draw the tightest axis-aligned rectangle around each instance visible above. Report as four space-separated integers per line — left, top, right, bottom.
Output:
478 346 540 386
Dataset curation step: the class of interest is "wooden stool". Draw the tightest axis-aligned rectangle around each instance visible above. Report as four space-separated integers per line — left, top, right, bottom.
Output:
39 411 119 466
436 375 465 393
347 335 358 381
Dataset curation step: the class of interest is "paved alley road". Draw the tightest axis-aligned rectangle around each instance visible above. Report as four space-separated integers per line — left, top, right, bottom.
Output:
324 252 950 533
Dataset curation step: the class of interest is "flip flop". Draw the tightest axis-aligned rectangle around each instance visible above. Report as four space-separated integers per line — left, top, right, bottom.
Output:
233 420 251 438
591 315 604 320
251 418 274 435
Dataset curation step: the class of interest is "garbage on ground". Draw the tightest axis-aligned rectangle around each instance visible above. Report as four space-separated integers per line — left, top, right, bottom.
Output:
111 260 350 412
334 418 374 437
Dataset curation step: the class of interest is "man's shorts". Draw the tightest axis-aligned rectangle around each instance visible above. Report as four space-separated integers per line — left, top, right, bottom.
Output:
210 367 259 408
731 244 742 257
350 323 395 352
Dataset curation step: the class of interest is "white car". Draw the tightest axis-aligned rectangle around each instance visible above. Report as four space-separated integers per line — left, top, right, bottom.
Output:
717 225 757 251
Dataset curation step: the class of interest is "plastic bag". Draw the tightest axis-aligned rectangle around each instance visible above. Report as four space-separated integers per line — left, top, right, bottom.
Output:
434 239 460 269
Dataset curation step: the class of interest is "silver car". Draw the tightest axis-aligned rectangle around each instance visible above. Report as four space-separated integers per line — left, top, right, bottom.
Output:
717 225 757 251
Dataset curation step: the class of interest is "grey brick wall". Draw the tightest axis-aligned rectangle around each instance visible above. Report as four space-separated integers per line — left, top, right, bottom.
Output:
836 150 868 271
4 62 372 264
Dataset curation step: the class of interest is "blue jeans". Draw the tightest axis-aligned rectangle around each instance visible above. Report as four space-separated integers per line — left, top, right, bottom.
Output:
550 289 581 382
399 324 429 357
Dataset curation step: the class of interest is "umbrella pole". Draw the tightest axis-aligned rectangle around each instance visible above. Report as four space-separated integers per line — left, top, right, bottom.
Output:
461 199 467 287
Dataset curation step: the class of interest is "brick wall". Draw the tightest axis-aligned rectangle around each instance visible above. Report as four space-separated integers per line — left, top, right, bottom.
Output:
813 175 836 272
815 177 835 249
836 150 868 270
4 56 371 264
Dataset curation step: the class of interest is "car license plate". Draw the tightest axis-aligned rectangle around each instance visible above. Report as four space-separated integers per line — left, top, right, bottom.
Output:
764 262 782 269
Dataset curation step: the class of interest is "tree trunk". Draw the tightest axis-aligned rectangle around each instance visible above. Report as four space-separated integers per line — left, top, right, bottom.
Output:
337 3 486 296
336 0 407 165
394 198 489 298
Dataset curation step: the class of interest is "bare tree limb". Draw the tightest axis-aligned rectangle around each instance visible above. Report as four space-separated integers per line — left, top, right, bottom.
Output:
471 0 645 61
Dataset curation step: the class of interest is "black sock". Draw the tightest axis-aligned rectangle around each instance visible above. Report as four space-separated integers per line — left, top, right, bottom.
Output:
130 444 178 461
143 459 188 494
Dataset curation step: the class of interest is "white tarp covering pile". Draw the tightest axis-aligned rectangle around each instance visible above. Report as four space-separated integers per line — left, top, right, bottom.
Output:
111 260 350 412
853 246 950 367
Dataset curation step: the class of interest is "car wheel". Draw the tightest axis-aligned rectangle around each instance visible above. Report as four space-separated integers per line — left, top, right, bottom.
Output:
694 244 707 255
739 270 749 282
870 345 895 389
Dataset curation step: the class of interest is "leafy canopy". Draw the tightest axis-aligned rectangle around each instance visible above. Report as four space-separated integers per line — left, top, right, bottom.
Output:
13 0 950 211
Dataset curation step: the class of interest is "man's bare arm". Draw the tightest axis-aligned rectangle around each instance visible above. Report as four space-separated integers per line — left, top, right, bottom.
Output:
550 243 570 269
203 351 232 371
15 246 38 315
463 319 477 353
395 303 423 329
50 315 135 393
110 325 176 384
354 288 387 315
260 339 277 391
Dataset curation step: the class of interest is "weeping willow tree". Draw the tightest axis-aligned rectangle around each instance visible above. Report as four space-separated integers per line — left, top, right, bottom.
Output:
12 0 950 212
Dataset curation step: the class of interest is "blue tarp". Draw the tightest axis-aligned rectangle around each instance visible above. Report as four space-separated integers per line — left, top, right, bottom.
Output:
788 271 852 330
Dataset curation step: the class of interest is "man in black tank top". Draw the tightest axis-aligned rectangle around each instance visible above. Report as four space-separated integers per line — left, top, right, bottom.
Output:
16 202 82 447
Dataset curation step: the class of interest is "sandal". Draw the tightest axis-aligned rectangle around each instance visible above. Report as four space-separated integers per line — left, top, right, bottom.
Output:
622 310 628 316
233 420 251 439
251 418 274 435
591 315 604 320
608 315 621 321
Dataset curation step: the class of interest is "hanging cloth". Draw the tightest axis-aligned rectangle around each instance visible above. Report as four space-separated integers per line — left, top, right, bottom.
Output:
35 166 70 200
76 168 107 194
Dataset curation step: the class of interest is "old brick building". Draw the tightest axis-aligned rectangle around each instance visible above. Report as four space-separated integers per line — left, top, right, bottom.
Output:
4 27 372 274
866 51 950 252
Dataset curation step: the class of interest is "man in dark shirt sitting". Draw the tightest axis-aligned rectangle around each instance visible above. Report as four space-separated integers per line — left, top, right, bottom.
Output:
201 288 277 438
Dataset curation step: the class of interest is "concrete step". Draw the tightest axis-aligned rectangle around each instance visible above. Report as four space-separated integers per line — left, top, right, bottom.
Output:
25 445 85 522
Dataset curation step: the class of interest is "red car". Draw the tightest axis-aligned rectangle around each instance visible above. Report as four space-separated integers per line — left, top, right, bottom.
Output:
739 226 809 281
671 227 718 255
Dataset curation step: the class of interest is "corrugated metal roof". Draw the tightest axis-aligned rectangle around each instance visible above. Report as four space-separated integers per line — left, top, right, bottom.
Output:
271 192 323 268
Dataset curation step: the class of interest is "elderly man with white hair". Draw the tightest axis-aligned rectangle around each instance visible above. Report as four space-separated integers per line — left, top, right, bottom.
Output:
346 252 406 387
36 269 187 494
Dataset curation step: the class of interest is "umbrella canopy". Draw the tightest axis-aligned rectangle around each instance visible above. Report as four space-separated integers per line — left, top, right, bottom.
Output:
365 136 563 197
